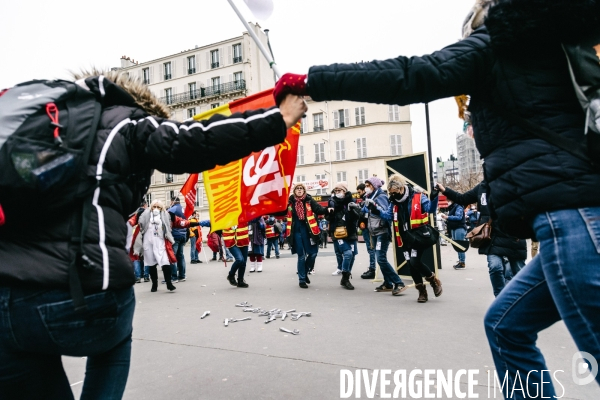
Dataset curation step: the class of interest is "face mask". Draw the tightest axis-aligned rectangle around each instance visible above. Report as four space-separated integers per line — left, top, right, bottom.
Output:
335 192 345 199
391 193 402 201
365 187 372 195
152 209 160 216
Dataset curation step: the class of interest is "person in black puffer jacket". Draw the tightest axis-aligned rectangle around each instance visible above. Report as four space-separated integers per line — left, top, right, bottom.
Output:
327 182 361 290
438 180 526 296
274 0 600 395
0 69 306 399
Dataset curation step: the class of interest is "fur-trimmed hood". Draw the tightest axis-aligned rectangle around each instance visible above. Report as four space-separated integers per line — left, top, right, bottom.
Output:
485 0 600 57
71 68 170 118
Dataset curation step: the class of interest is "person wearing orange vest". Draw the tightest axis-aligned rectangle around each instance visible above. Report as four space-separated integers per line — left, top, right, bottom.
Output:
286 183 329 288
372 174 443 303
265 216 281 259
222 224 250 288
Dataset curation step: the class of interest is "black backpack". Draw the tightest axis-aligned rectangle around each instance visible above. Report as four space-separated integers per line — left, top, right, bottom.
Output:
0 79 103 311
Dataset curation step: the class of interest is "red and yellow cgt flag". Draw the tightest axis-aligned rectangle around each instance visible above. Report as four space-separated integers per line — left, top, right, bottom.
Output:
193 89 299 231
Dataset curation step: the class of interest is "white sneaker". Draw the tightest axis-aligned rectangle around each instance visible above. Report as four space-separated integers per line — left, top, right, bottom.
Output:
332 269 342 275
309 270 316 275
249 267 256 272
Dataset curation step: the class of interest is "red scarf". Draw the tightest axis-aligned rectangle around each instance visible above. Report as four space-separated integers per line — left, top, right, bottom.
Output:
294 195 306 220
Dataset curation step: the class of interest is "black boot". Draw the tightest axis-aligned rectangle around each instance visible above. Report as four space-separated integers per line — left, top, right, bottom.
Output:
161 265 176 291
149 265 158 292
237 266 248 288
341 272 354 290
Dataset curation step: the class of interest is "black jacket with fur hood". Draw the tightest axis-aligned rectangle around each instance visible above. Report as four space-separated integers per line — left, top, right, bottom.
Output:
0 71 288 292
307 0 600 237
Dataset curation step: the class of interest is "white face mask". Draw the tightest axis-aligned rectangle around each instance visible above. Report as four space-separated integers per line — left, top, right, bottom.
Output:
152 209 160 216
335 192 345 199
365 187 373 195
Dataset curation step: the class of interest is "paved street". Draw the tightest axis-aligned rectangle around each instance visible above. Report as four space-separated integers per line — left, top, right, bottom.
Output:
65 243 599 399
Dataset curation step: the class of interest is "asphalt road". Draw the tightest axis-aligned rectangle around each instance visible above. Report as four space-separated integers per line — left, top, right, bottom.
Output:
64 242 600 399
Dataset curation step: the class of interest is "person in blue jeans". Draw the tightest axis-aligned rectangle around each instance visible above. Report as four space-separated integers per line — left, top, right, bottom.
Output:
443 199 467 269
356 183 376 279
361 176 406 296
168 197 187 282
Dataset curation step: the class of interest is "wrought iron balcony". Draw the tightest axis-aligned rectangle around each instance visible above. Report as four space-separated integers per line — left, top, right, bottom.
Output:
188 68 196 74
211 62 219 69
158 79 246 106
313 125 324 132
143 79 150 85
233 56 242 63
164 74 172 80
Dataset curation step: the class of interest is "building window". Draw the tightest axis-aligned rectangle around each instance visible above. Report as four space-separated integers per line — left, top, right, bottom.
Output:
189 82 197 99
233 43 242 63
314 142 325 163
313 113 324 132
210 50 220 68
195 186 204 207
335 140 346 161
187 56 196 74
165 173 174 183
233 71 243 84
389 105 400 122
315 174 327 195
164 88 173 105
164 62 172 80
358 169 369 184
210 103 220 109
333 109 349 129
142 68 151 84
297 145 305 165
211 76 221 91
295 175 305 184
390 134 402 156
300 117 308 134
187 108 196 119
336 171 347 183
144 193 152 205
356 137 367 159
168 190 176 202
355 107 365 125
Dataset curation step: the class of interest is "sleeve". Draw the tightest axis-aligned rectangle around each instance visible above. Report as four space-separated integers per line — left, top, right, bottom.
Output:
199 219 211 228
443 184 480 206
310 199 328 215
173 215 191 228
447 205 464 221
307 30 491 105
421 194 431 214
378 202 395 221
132 107 287 174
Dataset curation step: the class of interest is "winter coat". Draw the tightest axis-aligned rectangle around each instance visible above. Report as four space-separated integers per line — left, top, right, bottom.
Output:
0 72 288 292
361 188 390 237
443 183 527 260
168 203 186 240
306 0 600 238
327 191 361 241
446 203 467 231
287 194 327 251
377 186 431 229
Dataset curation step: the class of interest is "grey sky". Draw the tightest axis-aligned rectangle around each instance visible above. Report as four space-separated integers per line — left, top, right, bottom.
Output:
1 0 476 162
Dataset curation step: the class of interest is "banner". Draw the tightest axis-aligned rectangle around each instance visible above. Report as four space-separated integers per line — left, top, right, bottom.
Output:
194 89 299 231
180 173 199 219
298 179 329 191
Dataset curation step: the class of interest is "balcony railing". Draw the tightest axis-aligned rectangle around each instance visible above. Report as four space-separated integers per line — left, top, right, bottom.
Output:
164 74 172 80
143 79 150 85
314 125 324 132
159 79 246 106
211 62 220 69
188 68 196 74
233 56 242 63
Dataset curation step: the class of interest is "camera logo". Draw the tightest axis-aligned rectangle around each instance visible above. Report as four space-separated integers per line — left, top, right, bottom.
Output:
572 351 598 385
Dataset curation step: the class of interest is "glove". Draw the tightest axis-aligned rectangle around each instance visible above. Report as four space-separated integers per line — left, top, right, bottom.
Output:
189 221 200 227
273 73 308 105
348 202 359 209
363 198 375 207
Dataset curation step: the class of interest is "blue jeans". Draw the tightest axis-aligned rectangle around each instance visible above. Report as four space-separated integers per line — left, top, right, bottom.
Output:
0 286 135 400
132 260 142 280
374 234 404 286
487 255 525 296
171 236 186 280
190 237 198 261
484 207 600 398
266 238 280 257
293 222 319 283
333 239 358 273
228 245 248 280
143 265 150 280
363 229 376 271
452 227 467 263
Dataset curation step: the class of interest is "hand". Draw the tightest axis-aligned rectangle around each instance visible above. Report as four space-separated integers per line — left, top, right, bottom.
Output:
279 94 308 129
273 73 308 105
348 202 359 209
363 198 375 206
441 214 448 220
435 182 446 193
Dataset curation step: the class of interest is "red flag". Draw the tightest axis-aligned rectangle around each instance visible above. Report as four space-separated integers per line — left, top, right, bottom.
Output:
180 173 199 218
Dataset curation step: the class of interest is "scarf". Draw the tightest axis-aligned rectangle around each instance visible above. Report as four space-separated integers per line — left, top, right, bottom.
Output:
294 195 307 220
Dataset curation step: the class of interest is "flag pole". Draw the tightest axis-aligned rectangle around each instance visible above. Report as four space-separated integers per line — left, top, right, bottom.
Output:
226 0 281 79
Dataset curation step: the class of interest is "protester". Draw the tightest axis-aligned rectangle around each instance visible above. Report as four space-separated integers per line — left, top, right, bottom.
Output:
189 211 202 264
285 183 328 288
466 205 480 232
372 175 441 301
0 69 306 398
128 201 147 283
442 198 468 269
327 182 361 290
248 216 266 273
361 177 407 295
356 183 376 279
437 181 526 296
274 0 600 393
223 224 250 288
318 215 329 249
265 216 281 259
167 197 187 283
278 218 286 250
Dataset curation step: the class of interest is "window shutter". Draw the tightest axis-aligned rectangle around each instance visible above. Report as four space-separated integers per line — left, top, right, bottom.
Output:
229 74 233 83
333 111 339 129
314 143 319 162
206 52 209 70
183 58 187 75
149 66 154 84
388 105 393 121
171 60 176 79
344 109 349 127
220 48 224 66
341 140 346 159
391 135 397 155
228 45 232 64
355 107 360 125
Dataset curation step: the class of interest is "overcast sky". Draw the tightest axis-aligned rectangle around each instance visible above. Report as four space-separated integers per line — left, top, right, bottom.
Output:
1 0 476 162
